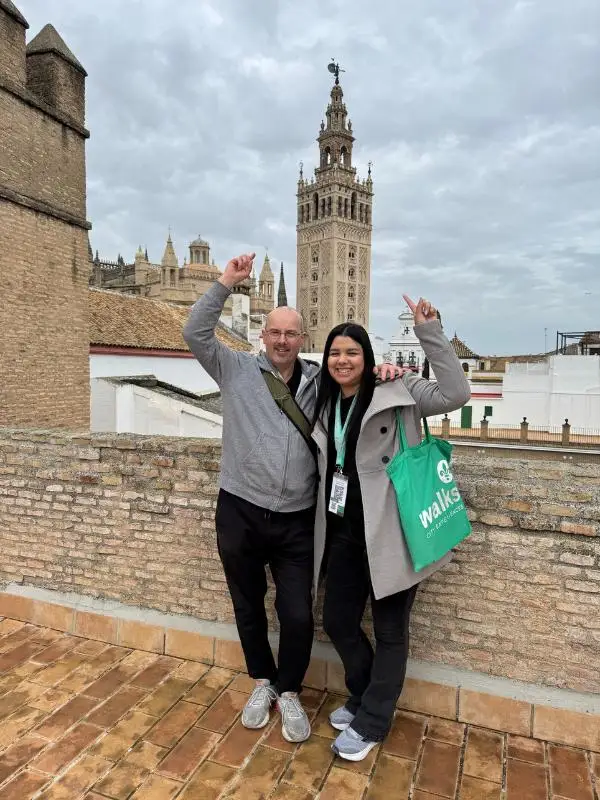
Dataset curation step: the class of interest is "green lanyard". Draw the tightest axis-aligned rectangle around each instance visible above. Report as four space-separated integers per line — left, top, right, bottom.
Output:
334 393 358 472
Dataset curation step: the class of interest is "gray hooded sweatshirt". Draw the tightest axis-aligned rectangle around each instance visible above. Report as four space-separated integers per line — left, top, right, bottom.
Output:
183 281 320 513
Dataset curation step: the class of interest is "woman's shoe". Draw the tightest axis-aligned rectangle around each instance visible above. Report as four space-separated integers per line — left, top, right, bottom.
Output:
331 726 377 761
329 705 355 731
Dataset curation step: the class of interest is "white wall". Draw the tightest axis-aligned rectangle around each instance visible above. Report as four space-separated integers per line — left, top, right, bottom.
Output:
90 354 218 395
91 380 223 437
503 356 600 428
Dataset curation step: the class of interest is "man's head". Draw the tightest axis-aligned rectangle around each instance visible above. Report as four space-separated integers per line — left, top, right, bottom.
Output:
262 307 305 372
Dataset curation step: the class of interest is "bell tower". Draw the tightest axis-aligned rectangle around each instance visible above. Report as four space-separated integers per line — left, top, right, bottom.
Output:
296 62 373 351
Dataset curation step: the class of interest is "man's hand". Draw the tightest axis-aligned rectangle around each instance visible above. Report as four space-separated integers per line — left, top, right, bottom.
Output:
219 253 256 289
403 294 438 326
373 364 409 382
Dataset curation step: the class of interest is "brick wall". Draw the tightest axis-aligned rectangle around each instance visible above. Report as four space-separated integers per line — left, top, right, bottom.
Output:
0 3 90 429
0 430 598 693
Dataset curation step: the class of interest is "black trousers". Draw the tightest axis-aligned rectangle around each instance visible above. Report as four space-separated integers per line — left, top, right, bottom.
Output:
215 489 315 695
322 519 418 741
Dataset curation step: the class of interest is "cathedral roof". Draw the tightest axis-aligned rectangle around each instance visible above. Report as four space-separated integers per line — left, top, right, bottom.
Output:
89 289 252 353
190 235 209 247
451 334 479 360
26 23 87 75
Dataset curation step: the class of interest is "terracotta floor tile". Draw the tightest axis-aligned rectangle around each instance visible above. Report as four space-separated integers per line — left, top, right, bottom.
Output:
59 648 129 693
300 687 325 711
0 625 37 654
416 739 462 798
29 655 87 688
89 709 156 761
34 692 99 740
270 782 315 800
548 744 593 800
31 721 103 774
428 718 466 746
383 711 427 759
506 758 549 800
228 673 256 694
507 735 545 764
184 666 235 706
592 752 600 779
0 769 50 799
157 726 221 780
196 689 247 734
29 687 74 713
463 727 504 784
177 760 237 800
319 765 369 799
0 734 48 784
210 719 262 768
0 674 23 697
72 639 108 657
86 686 147 728
137 678 193 717
31 637 78 665
36 754 112 799
460 775 503 800
129 656 180 690
365 752 414 800
224 745 290 800
0 680 46 719
311 693 347 739
125 740 167 770
173 660 210 683
0 640 46 672
145 700 203 748
93 761 150 800
262 717 298 753
413 791 447 800
460 689 531 737
129 773 183 799
119 649 160 673
0 705 48 750
0 619 25 636
284 734 334 791
84 664 138 699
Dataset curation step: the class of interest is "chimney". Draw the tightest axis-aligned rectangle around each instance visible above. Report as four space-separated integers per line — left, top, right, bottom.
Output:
26 23 87 125
0 0 29 86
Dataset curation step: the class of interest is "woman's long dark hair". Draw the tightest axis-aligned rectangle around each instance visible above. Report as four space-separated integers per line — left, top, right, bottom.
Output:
313 323 376 446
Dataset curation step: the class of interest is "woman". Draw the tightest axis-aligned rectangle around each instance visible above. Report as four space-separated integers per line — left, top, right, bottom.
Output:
311 295 470 762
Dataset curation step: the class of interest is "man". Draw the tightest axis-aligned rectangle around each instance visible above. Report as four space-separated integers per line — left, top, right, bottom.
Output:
183 253 399 743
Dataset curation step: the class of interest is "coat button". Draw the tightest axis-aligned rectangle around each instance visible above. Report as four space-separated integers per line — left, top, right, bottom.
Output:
380 426 388 434
382 456 390 464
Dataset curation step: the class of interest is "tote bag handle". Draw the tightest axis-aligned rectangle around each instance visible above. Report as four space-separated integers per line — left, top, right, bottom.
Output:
395 409 432 453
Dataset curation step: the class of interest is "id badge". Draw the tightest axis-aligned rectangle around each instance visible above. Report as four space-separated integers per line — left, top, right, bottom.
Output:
329 472 349 517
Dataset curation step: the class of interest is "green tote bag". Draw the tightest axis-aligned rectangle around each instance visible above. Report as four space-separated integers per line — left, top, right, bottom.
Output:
385 412 471 572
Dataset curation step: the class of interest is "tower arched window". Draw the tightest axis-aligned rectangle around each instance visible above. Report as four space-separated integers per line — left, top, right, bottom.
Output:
310 311 318 327
327 197 332 216
347 308 355 321
348 287 355 300
340 146 348 166
311 271 318 282
344 198 349 218
351 192 357 220
337 197 342 216
306 204 310 222
348 267 355 279
359 204 364 222
321 198 326 217
313 193 319 220
299 206 304 224
311 289 318 304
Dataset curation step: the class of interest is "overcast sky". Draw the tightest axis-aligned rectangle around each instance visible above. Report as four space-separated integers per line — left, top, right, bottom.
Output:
21 0 600 355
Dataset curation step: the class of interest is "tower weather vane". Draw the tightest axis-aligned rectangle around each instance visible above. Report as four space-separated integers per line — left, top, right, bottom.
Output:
327 60 345 84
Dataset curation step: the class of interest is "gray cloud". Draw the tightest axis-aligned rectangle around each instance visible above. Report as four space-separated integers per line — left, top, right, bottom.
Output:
21 0 600 354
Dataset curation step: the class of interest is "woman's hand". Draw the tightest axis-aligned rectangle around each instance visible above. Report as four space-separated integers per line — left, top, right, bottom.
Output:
403 294 438 326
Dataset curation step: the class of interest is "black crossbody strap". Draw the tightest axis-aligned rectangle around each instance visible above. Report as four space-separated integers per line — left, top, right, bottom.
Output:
261 370 317 459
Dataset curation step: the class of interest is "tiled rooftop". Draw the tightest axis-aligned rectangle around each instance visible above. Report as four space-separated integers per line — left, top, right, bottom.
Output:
89 289 252 353
0 618 597 799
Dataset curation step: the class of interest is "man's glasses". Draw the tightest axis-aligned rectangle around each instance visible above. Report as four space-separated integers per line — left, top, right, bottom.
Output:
264 330 303 341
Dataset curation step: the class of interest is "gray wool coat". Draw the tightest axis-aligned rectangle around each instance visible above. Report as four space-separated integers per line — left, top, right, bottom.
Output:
311 319 471 601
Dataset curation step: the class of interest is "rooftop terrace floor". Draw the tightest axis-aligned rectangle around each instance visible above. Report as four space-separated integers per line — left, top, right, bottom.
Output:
0 618 597 799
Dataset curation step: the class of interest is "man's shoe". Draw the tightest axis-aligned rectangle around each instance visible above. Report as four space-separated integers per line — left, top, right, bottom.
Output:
277 692 311 743
329 705 355 731
242 679 277 729
331 726 377 761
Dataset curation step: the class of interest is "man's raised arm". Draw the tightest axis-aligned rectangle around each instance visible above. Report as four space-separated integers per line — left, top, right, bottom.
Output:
183 252 255 385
